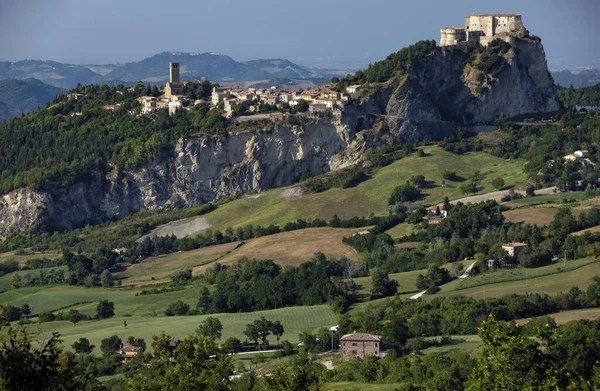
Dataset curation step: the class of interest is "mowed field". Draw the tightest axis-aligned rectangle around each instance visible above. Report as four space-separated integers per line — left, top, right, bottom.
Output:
438 258 600 299
26 305 338 356
503 207 560 226
116 242 240 286
194 227 362 274
195 146 528 234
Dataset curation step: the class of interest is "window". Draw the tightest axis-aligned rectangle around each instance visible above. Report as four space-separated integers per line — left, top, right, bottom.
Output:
352 342 357 346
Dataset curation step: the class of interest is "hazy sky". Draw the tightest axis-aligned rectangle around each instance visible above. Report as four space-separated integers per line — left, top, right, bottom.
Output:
0 0 598 70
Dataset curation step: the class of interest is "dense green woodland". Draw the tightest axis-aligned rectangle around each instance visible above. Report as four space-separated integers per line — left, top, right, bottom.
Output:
558 83 600 107
0 81 226 195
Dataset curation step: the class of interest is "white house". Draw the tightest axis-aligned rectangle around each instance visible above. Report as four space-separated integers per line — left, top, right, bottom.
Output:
346 85 363 94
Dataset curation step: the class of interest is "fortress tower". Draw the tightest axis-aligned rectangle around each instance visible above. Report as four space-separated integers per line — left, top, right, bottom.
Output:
170 62 180 84
440 13 524 47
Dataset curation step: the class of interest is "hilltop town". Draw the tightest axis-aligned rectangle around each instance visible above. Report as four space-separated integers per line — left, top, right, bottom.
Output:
98 61 357 120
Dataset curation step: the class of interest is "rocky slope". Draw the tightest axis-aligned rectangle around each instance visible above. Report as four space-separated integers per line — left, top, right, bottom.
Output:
0 38 562 237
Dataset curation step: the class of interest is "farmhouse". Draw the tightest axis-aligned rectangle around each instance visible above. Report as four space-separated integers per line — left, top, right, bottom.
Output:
119 345 144 360
340 333 382 361
502 242 529 258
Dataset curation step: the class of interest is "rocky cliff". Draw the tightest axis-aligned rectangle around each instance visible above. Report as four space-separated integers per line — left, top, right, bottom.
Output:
0 38 562 237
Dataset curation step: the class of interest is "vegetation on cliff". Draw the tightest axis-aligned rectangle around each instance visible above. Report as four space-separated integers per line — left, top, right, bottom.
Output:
333 40 437 91
0 82 226 195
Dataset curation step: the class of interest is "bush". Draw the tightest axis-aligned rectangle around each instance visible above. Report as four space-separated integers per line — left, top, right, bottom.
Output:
388 182 421 204
165 300 190 316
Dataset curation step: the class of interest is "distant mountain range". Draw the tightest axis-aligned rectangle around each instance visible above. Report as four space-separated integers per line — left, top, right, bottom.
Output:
552 68 600 88
0 52 334 90
0 78 65 122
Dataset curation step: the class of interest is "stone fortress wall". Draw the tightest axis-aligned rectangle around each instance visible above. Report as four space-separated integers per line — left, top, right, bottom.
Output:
441 14 524 47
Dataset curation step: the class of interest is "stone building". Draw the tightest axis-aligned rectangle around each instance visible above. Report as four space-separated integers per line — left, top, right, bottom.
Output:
440 13 524 47
340 333 382 361
502 242 529 258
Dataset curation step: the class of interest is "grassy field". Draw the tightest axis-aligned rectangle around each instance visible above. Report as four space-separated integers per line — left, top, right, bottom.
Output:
443 257 597 292
385 223 415 239
502 207 559 226
0 250 62 267
194 227 361 274
0 266 67 291
438 259 600 299
503 192 592 208
353 270 423 301
196 146 527 234
27 305 338 356
116 242 240 286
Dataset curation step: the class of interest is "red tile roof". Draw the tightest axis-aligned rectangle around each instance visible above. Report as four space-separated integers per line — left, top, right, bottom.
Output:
341 333 382 342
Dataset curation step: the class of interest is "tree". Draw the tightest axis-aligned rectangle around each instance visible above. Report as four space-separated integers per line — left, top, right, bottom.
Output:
491 177 505 190
389 182 421 204
459 181 479 195
100 269 112 288
164 300 190 316
97 300 115 319
370 268 398 299
197 287 212 314
466 316 580 391
244 317 273 350
271 320 284 346
129 333 233 391
196 317 223 340
100 335 122 358
222 337 242 355
127 336 146 351
526 185 536 197
416 274 429 290
260 360 326 391
72 337 95 354
67 309 84 326
0 328 99 390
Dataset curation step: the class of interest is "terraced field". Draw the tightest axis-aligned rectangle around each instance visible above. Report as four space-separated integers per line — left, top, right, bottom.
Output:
28 305 338 356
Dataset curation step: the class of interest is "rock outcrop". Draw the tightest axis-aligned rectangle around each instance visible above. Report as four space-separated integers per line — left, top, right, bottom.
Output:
0 38 562 237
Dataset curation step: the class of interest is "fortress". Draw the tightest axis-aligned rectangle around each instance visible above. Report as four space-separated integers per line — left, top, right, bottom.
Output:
440 14 524 47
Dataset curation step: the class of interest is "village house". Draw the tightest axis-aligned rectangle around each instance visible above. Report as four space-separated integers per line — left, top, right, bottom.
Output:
346 85 363 94
103 104 121 111
429 205 448 218
340 333 382 361
299 91 319 102
67 93 85 100
261 95 278 105
502 242 529 258
119 345 144 361
211 88 229 106
309 103 328 114
168 100 183 115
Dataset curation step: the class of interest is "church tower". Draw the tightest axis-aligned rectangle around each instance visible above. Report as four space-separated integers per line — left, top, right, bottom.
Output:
170 62 180 84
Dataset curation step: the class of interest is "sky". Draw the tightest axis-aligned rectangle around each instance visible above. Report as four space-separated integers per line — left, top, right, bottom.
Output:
0 0 598 71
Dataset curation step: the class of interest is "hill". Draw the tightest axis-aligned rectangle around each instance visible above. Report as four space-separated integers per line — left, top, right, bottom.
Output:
0 60 105 89
0 53 332 89
0 78 65 122
552 68 600 87
104 52 326 82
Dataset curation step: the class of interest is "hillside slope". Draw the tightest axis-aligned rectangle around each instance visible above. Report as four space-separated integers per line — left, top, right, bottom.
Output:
0 38 559 237
0 78 65 122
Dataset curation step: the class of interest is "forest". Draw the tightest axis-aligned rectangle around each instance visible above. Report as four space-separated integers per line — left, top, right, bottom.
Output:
0 81 226 195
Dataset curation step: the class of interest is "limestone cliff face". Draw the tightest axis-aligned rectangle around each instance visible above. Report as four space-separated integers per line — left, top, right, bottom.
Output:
0 119 353 236
345 38 561 142
0 38 562 237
